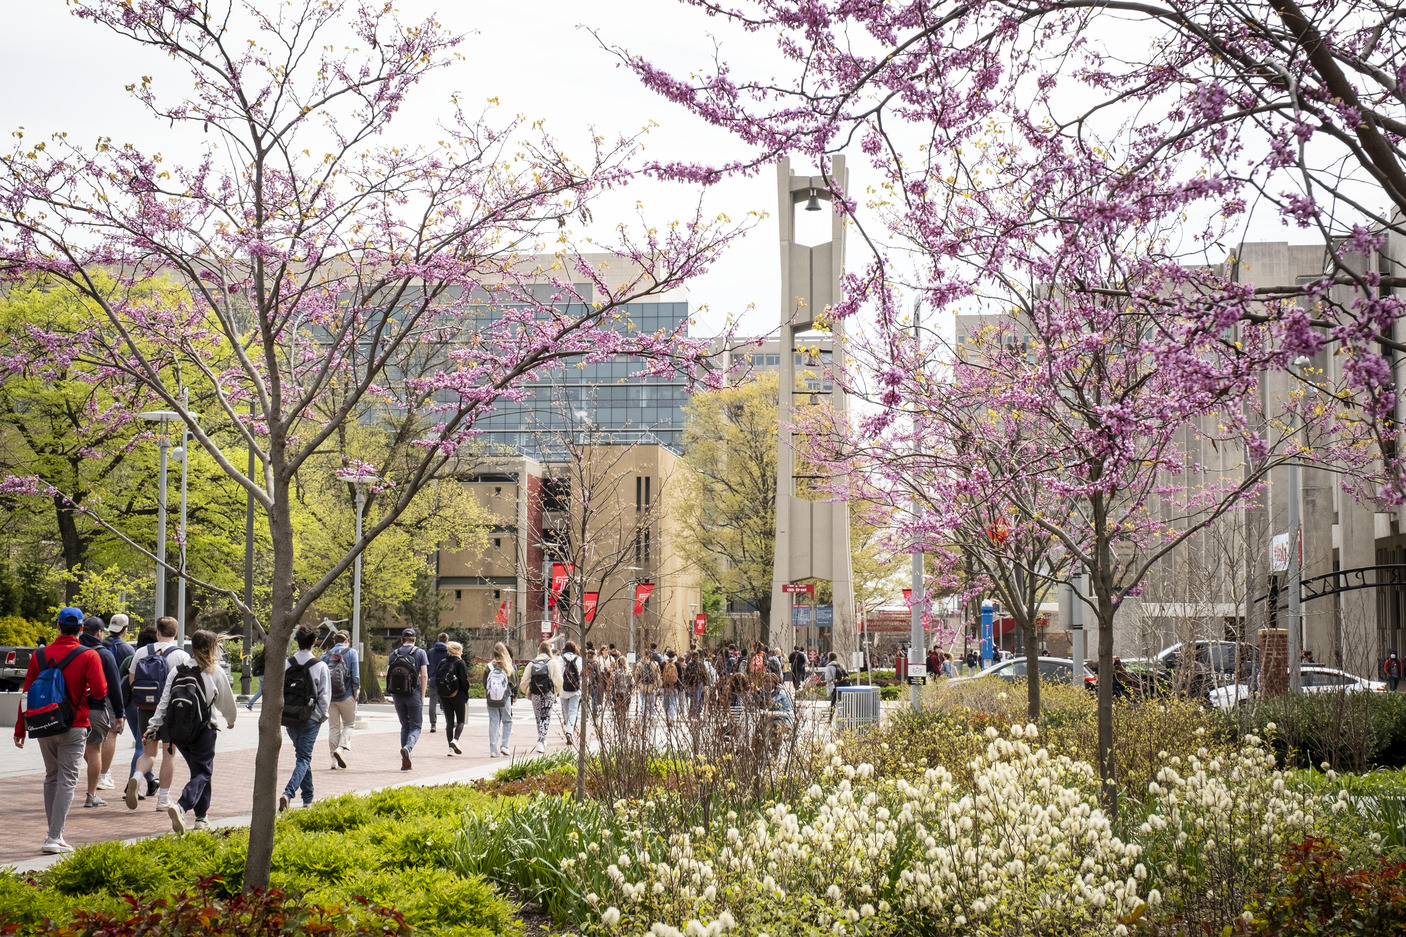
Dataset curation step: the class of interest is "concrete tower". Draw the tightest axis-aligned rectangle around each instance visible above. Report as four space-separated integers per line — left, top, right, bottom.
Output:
770 156 856 659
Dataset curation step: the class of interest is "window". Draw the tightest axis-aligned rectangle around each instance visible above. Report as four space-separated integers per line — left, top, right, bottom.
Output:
644 476 652 507
454 590 462 602
493 537 502 548
494 486 502 495
634 527 643 563
644 528 652 563
635 476 643 512
493 589 500 600
766 354 780 366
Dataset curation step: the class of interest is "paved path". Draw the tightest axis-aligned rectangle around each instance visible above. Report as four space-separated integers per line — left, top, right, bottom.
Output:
3 698 574 872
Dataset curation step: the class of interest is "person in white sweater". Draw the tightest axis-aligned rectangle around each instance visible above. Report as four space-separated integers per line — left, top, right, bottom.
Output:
144 629 237 833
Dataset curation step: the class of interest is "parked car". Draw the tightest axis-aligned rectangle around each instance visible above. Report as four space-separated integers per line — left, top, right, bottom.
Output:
1208 665 1388 710
1 645 38 692
946 656 1094 686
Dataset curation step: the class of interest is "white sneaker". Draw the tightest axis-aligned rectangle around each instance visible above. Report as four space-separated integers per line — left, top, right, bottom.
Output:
96 774 115 790
168 804 189 835
535 743 546 754
155 793 173 810
500 747 510 756
41 838 72 855
123 776 141 810
332 748 347 769
84 793 107 808
489 751 498 757
193 818 211 831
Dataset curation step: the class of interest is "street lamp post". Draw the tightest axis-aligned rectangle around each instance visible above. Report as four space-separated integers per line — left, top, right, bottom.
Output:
173 389 193 643
1287 355 1312 694
140 410 181 622
241 398 255 700
337 471 380 686
909 297 925 711
626 566 643 659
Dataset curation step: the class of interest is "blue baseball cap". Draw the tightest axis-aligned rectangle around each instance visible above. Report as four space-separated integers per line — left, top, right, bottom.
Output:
402 628 416 637
57 606 85 626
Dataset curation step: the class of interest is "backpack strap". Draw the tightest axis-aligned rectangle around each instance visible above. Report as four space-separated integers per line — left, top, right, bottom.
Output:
55 647 89 671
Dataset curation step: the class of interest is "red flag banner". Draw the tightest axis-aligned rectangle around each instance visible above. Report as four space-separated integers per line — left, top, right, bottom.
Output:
693 612 707 635
584 592 599 623
494 601 509 624
902 589 912 606
550 562 571 605
633 582 655 615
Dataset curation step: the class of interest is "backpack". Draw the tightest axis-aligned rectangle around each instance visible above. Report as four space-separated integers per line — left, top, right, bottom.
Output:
22 647 89 738
386 647 419 696
131 646 174 710
163 664 211 745
325 649 351 699
749 653 765 675
766 655 783 676
529 658 553 697
281 657 317 727
611 666 633 698
434 657 461 698
661 661 678 687
118 652 135 707
486 667 510 708
561 655 581 693
251 649 266 677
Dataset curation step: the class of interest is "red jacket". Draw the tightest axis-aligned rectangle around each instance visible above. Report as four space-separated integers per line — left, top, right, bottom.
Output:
13 635 107 741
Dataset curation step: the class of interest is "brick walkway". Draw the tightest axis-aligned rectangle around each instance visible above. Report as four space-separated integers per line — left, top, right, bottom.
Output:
3 700 574 871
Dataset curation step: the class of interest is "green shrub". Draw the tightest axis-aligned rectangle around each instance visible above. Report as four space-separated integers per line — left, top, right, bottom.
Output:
314 868 520 937
41 840 169 896
362 814 463 870
1226 689 1406 771
362 784 492 820
0 615 55 646
273 829 377 883
0 873 129 929
281 793 375 833
494 749 578 782
132 828 249 895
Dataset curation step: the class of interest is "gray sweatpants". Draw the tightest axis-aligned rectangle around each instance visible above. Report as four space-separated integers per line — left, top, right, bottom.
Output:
38 726 88 841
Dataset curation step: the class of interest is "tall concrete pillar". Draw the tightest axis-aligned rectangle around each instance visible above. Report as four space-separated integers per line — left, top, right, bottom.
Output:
770 157 856 658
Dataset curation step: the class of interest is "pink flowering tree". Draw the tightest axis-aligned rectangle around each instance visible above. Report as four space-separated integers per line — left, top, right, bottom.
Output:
616 0 1406 490
0 0 746 885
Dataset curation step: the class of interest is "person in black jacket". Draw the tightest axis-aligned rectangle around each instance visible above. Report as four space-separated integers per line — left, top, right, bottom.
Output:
788 646 807 690
436 642 471 754
79 617 125 807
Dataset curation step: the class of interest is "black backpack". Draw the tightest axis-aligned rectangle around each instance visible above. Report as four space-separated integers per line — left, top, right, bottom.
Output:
130 646 174 710
529 658 553 696
386 647 419 696
325 649 351 699
561 655 581 693
164 664 211 745
434 657 461 698
281 657 317 727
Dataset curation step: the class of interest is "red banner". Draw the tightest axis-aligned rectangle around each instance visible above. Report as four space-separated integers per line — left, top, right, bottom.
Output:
782 583 815 595
494 601 509 624
902 588 912 606
633 582 655 615
549 562 573 607
693 612 707 635
584 592 599 623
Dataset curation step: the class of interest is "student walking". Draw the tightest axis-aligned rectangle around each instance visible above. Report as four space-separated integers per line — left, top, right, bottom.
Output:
519 641 563 754
485 642 516 756
119 623 157 800
124 617 192 811
78 617 124 808
386 629 429 770
144 630 237 833
660 649 680 719
321 632 359 769
435 641 470 754
824 651 850 723
279 625 330 811
634 651 661 715
15 606 107 855
558 641 582 745
425 633 448 734
788 646 807 691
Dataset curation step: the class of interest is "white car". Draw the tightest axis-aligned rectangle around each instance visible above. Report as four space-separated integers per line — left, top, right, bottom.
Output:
1208 665 1387 710
946 656 1094 686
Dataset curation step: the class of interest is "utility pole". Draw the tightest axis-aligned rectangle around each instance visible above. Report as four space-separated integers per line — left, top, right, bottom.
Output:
909 297 925 710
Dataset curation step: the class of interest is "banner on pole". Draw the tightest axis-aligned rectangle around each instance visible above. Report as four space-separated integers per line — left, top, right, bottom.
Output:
693 612 707 635
584 592 598 623
494 601 509 625
549 562 572 606
633 582 655 615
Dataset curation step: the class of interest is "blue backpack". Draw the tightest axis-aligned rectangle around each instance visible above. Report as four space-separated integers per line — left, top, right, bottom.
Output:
131 646 174 710
23 647 90 738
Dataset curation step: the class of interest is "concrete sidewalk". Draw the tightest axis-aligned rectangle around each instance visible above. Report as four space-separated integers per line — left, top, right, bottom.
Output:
3 698 573 873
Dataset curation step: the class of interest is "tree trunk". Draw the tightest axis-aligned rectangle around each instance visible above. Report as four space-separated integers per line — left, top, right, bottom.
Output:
243 475 295 891
1096 603 1118 819
1022 616 1041 720
53 495 84 602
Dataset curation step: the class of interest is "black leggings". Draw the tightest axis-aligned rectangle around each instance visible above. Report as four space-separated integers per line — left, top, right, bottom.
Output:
441 695 466 741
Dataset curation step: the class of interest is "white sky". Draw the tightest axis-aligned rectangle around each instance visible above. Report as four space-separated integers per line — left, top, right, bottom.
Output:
0 0 1315 344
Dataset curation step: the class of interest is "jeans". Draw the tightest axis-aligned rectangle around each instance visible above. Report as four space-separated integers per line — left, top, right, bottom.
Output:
248 685 263 706
441 694 466 741
488 702 513 753
426 685 439 729
393 692 423 753
125 702 152 782
662 687 679 718
639 690 657 715
560 692 580 736
689 684 706 715
283 718 321 805
38 726 88 841
174 723 217 819
530 693 554 745
327 696 356 754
